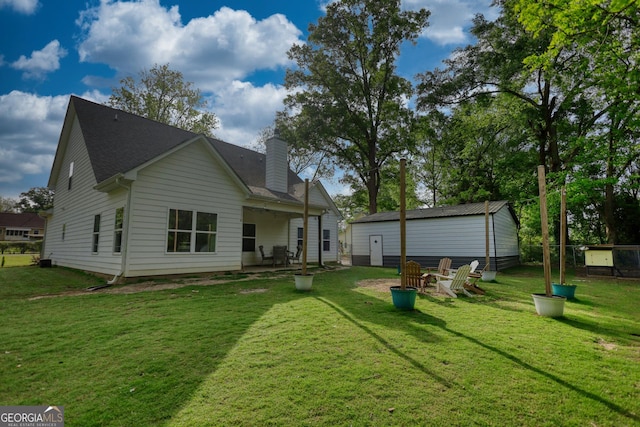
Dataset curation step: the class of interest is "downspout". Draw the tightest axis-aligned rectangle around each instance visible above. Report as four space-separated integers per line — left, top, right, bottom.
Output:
107 176 132 285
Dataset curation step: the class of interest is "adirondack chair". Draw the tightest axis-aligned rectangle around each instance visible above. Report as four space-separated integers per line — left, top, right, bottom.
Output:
404 260 424 290
422 257 452 286
437 264 473 298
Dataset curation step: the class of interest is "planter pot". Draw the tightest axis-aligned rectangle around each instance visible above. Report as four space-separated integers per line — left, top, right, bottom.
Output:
390 286 418 310
551 283 577 300
532 293 567 317
294 274 314 291
481 271 497 281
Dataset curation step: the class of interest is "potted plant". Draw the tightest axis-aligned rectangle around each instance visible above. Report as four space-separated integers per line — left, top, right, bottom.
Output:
390 159 417 310
532 166 567 317
294 179 313 291
551 186 577 299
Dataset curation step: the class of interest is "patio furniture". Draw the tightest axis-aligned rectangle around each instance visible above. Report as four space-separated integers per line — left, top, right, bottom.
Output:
404 260 425 291
259 245 273 265
288 245 302 264
422 257 452 286
437 264 473 298
273 245 288 267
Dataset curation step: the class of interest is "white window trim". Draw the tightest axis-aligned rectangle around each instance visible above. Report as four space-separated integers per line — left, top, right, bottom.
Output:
166 208 218 254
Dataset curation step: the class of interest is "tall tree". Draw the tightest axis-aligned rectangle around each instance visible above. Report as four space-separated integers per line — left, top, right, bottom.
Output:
15 187 54 213
109 64 218 136
282 0 429 214
0 196 18 212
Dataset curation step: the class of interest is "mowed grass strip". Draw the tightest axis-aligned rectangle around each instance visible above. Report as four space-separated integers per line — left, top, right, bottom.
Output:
0 265 638 426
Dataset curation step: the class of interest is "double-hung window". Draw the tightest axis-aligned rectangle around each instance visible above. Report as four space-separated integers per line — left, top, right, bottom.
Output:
113 207 124 253
167 209 217 253
323 229 331 251
92 214 100 253
242 223 256 252
297 227 304 248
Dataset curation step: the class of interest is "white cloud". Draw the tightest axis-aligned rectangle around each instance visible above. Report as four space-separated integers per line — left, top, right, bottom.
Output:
76 0 302 91
210 81 289 145
0 0 38 14
0 91 67 187
405 0 494 45
11 40 67 79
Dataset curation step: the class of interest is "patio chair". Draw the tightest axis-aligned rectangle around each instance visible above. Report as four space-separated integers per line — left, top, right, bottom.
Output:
288 245 302 264
449 259 479 276
437 264 473 298
404 260 424 291
258 245 273 265
422 257 452 286
273 245 288 267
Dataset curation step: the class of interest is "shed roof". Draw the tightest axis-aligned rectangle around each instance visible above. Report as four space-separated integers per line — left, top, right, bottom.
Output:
54 96 304 203
0 212 45 228
351 201 517 224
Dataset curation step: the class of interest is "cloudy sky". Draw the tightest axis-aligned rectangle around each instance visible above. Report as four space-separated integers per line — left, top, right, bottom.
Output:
0 0 497 199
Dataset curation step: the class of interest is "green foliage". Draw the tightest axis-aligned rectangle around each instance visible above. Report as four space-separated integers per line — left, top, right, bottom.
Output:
282 0 429 213
15 187 53 212
109 64 218 136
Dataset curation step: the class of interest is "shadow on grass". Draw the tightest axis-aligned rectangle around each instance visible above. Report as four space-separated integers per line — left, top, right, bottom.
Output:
441 326 640 423
325 269 640 424
315 296 454 389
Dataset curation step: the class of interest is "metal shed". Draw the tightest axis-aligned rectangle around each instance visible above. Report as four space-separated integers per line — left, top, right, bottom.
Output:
349 201 520 271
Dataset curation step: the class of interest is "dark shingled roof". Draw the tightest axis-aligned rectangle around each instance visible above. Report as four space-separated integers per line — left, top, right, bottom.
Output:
352 201 517 224
70 96 302 195
0 212 45 228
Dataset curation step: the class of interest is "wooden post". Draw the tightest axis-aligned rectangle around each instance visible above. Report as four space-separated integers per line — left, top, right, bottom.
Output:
537 165 552 297
400 158 407 290
302 179 309 276
485 200 490 272
560 186 567 285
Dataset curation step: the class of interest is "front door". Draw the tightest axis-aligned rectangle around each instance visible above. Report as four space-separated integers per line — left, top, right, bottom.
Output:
369 235 383 266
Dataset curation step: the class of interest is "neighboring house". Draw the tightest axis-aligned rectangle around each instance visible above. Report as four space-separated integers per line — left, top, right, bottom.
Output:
42 96 341 279
0 212 45 242
350 201 520 271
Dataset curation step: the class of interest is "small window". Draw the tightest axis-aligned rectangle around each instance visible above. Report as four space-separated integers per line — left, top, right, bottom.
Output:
114 207 124 253
92 214 101 253
62 224 66 241
323 229 330 252
297 227 304 248
68 161 74 190
242 223 256 252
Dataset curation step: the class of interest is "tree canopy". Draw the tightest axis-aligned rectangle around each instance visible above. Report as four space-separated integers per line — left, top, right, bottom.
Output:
281 0 429 214
109 64 218 136
15 187 54 213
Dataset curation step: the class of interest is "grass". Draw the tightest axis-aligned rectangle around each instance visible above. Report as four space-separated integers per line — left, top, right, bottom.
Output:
0 265 638 426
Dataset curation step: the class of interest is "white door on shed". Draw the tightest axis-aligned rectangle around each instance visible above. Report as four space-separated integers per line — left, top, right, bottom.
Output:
369 235 383 266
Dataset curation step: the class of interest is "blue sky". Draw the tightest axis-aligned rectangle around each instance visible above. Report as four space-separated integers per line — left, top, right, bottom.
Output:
0 0 496 199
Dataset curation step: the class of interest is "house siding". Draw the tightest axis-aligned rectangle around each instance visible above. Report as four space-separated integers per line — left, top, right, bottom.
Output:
43 117 126 275
288 211 340 264
124 140 245 276
351 205 519 270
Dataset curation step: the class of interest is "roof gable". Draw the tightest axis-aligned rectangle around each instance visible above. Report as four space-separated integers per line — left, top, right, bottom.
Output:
51 96 306 204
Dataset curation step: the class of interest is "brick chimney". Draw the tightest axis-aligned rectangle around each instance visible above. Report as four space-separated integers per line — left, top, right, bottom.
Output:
265 129 288 193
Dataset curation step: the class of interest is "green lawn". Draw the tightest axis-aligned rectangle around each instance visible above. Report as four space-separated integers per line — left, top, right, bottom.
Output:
0 265 638 426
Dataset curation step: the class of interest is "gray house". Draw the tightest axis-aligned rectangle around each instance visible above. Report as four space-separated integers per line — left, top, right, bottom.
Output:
350 201 519 270
43 96 340 280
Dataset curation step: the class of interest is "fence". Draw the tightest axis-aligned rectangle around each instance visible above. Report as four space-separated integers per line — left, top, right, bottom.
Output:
520 245 586 268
